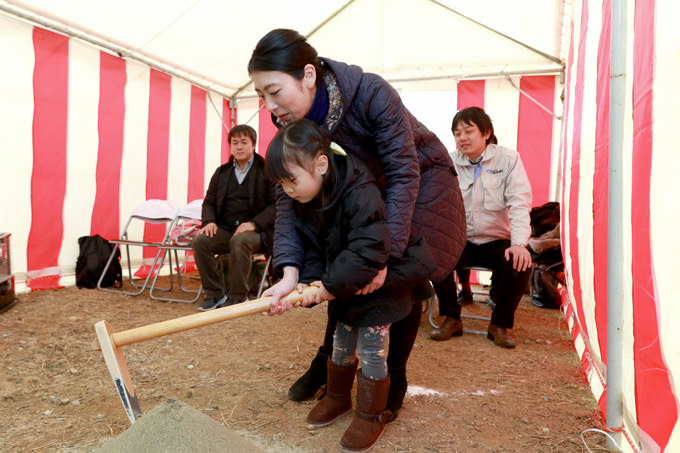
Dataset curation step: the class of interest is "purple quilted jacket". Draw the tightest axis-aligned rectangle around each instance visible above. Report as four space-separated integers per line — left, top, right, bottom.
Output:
272 58 466 282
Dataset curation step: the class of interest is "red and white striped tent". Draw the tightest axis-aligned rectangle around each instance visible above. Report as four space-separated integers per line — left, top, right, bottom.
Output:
0 0 676 450
561 0 680 451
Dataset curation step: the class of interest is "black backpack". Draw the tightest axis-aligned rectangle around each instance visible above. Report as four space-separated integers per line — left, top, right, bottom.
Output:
76 235 122 289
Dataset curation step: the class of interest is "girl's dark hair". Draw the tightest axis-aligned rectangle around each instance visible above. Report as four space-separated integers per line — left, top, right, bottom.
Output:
248 29 326 85
265 119 337 199
451 106 498 145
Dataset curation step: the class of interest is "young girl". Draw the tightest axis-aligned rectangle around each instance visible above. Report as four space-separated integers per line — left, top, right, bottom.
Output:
265 119 434 452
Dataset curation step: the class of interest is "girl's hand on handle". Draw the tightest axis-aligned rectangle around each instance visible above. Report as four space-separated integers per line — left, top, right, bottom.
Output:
301 281 333 307
263 266 300 316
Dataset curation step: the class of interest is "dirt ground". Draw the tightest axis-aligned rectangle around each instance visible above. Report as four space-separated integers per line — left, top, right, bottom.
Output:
0 277 614 452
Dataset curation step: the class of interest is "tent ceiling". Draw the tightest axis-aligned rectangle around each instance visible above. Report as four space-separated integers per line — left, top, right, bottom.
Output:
2 0 566 99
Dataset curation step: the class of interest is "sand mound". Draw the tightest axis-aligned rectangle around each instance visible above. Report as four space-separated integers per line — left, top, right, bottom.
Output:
96 398 263 452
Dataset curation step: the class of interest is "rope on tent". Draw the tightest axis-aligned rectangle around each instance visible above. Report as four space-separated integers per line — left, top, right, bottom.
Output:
505 75 563 120
206 91 232 134
138 0 202 49
580 428 627 452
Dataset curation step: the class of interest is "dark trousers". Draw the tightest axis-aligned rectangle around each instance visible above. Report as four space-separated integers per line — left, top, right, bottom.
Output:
192 229 263 299
432 239 531 329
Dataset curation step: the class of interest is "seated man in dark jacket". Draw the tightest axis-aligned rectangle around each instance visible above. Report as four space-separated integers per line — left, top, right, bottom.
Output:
192 124 276 311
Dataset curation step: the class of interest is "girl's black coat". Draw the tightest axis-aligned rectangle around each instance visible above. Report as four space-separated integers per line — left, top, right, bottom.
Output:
272 58 466 282
296 154 435 327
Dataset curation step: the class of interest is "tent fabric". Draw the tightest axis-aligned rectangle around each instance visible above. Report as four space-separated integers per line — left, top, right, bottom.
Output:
1 8 561 292
561 0 680 451
517 75 555 208
3 0 563 100
6 0 680 451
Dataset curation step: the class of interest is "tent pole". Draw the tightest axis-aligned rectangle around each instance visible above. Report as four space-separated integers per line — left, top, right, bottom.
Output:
607 0 627 449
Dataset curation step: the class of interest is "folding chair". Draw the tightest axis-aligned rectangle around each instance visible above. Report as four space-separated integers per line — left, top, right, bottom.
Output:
150 199 274 303
97 199 179 296
428 266 492 335
149 199 204 303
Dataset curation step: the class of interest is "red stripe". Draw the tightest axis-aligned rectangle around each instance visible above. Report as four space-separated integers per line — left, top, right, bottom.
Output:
631 1 678 449
258 99 277 156
220 97 231 164
26 28 69 290
142 69 172 259
516 75 555 207
592 0 611 366
91 52 126 240
457 80 485 110
567 0 590 370
187 86 206 202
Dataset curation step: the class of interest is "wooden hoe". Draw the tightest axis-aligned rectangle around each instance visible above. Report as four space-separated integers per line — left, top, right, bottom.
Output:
93 287 319 424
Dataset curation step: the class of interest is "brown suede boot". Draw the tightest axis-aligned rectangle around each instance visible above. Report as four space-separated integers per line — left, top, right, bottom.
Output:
339 371 390 452
305 359 357 429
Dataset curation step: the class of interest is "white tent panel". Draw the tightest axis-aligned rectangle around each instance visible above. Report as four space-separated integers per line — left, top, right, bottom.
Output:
484 77 520 149
60 39 101 276
652 2 680 446
168 77 192 206
204 94 226 169
120 60 152 267
0 14 34 277
309 0 554 82
399 90 458 154
9 0 564 99
443 0 561 56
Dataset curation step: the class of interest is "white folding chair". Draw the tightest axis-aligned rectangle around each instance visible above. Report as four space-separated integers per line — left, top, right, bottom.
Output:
97 199 179 296
149 199 204 303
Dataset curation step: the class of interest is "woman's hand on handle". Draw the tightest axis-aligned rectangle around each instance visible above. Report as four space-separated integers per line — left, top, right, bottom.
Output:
263 266 300 316
355 267 387 295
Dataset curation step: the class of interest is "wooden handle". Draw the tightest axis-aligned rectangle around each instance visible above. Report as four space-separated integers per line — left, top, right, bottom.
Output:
109 286 320 348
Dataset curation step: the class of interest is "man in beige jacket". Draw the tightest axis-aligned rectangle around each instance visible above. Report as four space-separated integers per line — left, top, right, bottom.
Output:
431 107 532 348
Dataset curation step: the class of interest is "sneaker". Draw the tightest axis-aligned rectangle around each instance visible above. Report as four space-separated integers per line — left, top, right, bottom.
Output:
198 295 227 311
217 297 248 308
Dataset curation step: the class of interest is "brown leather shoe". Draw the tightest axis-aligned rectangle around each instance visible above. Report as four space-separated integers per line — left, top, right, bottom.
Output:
429 317 463 341
487 324 516 348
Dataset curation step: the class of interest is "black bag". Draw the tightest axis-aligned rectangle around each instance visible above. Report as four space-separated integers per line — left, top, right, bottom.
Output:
76 235 122 289
531 261 564 309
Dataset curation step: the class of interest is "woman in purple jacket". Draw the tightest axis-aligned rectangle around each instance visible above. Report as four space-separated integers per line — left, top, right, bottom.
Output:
249 28 466 422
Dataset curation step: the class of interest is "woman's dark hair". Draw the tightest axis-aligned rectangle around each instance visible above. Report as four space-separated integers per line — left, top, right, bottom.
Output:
451 106 498 145
248 29 325 85
266 119 338 199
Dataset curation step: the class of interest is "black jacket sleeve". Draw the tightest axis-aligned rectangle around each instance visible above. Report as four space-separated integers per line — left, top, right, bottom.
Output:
272 185 305 270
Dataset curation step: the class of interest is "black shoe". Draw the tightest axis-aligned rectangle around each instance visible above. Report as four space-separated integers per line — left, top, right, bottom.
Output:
384 367 406 423
198 295 226 311
289 348 329 401
217 297 248 308
457 289 474 305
